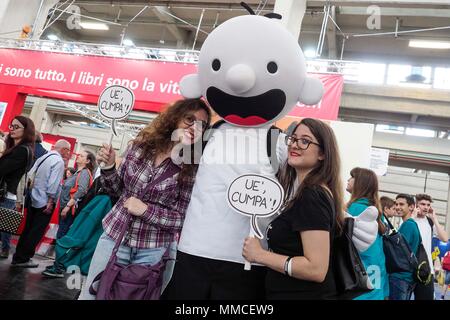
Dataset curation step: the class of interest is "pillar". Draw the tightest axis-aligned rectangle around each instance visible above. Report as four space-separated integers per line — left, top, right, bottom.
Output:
274 0 307 40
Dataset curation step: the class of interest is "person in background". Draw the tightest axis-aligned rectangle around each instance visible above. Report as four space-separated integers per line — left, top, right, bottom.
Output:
34 131 48 160
413 193 448 300
389 194 421 300
65 167 76 180
78 98 211 299
381 196 402 230
0 116 35 258
56 150 95 239
346 167 388 300
242 118 344 300
11 140 71 268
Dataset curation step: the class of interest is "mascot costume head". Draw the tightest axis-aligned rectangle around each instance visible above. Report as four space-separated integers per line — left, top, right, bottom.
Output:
180 13 324 126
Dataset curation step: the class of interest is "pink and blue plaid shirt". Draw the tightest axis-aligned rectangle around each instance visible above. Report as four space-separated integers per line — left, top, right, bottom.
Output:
101 145 195 249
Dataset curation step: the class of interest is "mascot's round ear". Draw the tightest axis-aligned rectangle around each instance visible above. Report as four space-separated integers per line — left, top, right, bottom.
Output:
298 77 324 105
180 74 202 98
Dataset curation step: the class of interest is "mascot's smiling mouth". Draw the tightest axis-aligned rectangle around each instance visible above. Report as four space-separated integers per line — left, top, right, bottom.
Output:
206 87 286 126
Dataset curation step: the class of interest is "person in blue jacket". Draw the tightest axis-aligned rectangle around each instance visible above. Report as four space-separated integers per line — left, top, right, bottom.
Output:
346 167 388 300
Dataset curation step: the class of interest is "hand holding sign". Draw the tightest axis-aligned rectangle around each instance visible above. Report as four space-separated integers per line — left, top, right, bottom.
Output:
227 174 284 270
97 85 134 167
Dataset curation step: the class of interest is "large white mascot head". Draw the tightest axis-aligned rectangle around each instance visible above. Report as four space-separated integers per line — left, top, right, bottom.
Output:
180 12 324 127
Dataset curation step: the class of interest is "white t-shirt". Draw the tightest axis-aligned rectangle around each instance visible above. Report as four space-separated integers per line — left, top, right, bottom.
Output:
414 216 437 273
178 124 287 264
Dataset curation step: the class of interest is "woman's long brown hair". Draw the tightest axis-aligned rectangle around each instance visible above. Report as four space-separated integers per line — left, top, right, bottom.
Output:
278 118 345 235
3 116 35 158
132 98 212 183
347 167 386 235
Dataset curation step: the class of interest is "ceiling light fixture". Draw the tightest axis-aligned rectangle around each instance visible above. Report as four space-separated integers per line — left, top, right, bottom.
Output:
123 38 134 46
47 34 59 41
79 22 110 31
409 40 450 49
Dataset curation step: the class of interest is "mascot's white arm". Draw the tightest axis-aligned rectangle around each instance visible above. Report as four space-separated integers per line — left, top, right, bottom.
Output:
346 206 378 253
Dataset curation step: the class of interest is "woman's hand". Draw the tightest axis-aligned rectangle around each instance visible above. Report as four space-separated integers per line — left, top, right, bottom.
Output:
96 143 116 168
242 237 266 264
61 206 70 218
124 197 148 217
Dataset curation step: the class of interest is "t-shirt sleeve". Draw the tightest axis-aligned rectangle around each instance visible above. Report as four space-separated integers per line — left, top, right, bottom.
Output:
291 187 333 232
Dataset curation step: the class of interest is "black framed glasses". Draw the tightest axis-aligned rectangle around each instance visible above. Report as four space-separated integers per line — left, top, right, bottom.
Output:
9 124 24 131
285 135 321 150
183 114 208 131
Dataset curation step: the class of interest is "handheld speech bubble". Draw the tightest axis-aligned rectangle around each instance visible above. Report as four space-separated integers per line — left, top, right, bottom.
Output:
227 174 284 239
98 85 135 136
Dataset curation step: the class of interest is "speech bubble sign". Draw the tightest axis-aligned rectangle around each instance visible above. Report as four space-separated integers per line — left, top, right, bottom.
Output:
227 174 284 239
98 85 134 120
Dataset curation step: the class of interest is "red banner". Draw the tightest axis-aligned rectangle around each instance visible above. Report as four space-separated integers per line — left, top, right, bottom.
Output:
0 48 343 127
288 73 344 121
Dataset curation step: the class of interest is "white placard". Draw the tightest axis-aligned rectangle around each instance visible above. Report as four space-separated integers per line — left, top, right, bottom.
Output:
98 85 134 121
227 174 284 239
370 147 390 176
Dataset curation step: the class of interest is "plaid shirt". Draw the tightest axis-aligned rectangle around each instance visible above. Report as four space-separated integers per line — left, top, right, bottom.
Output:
101 145 195 249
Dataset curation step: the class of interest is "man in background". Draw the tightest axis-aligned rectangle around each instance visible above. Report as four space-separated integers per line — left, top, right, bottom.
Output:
413 193 448 300
389 194 421 300
11 139 71 268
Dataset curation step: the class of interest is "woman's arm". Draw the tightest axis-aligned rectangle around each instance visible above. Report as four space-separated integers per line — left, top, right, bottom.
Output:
124 177 195 233
99 148 129 199
0 147 28 177
243 230 330 283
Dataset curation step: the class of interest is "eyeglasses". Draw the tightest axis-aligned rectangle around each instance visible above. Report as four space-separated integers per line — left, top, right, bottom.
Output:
285 135 321 150
183 114 208 131
9 124 24 131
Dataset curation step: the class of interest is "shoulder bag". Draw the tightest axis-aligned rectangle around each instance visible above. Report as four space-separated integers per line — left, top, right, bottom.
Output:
89 161 180 300
0 145 32 234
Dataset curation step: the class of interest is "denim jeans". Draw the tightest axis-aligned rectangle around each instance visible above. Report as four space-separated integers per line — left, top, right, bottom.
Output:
0 198 17 251
78 232 177 300
56 212 75 240
389 277 415 300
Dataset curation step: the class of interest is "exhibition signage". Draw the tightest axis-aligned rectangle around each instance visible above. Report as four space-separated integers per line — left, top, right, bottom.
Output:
0 48 344 127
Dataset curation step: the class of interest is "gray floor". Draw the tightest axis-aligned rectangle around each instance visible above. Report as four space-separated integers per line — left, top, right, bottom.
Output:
0 246 79 300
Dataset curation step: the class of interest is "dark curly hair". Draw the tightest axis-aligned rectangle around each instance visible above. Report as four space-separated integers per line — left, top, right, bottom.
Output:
132 98 212 183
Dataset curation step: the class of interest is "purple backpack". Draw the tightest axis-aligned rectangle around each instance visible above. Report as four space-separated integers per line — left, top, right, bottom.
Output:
89 162 179 300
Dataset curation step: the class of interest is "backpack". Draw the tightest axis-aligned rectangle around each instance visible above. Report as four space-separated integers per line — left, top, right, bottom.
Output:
413 223 432 285
443 252 450 271
382 213 418 274
69 169 94 216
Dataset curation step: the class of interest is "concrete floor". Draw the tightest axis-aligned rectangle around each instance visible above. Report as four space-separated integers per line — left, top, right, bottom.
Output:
0 244 448 300
0 247 79 300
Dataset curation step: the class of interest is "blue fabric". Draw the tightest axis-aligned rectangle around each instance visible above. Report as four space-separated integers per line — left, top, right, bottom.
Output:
34 143 48 160
0 198 16 250
390 218 420 283
348 198 389 300
389 275 415 300
56 211 75 240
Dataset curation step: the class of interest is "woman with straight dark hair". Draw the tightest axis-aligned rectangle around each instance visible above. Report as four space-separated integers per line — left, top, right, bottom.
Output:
0 116 35 258
242 118 344 299
77 98 211 299
346 167 388 300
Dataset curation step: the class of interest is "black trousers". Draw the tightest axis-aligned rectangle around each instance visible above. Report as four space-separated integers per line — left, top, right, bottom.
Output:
414 276 435 300
13 206 52 263
162 251 266 300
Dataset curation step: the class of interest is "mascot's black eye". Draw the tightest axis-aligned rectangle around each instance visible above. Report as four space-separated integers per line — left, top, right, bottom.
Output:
267 61 278 74
212 59 221 71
